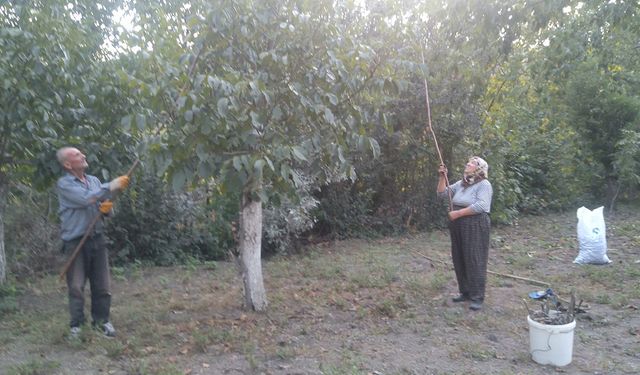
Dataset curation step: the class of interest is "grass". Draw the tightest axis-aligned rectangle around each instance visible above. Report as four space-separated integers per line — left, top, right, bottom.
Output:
319 350 365 375
2 208 640 374
455 341 497 361
7 359 61 375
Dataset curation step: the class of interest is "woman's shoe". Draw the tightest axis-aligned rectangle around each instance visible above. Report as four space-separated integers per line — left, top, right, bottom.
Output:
469 301 483 311
452 295 469 303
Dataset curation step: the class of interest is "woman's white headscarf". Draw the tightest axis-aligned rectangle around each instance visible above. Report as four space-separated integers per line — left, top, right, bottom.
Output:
463 156 489 186
472 156 488 179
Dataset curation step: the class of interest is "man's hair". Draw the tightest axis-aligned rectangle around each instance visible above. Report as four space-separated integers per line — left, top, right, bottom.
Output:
56 147 71 166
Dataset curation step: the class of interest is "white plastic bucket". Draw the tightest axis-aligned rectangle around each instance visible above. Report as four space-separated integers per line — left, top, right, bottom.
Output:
527 315 576 366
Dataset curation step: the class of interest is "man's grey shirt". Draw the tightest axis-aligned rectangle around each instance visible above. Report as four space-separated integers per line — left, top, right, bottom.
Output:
57 173 111 241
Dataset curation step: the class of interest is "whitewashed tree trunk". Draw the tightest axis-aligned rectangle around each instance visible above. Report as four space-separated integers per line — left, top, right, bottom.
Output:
239 192 267 311
0 179 7 285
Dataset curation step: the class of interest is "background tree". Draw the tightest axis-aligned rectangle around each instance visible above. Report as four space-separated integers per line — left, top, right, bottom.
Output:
317 0 557 231
566 61 639 212
0 0 143 284
479 0 639 218
124 0 384 310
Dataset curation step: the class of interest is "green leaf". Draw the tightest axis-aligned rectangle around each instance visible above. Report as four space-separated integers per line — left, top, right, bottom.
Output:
155 154 172 175
257 189 268 203
348 165 357 181
264 156 275 171
233 156 242 171
172 169 186 190
292 146 307 162
280 163 291 180
184 110 193 122
254 159 265 181
327 93 338 105
136 114 146 130
254 159 266 174
217 97 228 117
369 137 381 158
250 111 262 129
272 105 283 121
198 160 213 178
324 107 335 124
121 115 132 131
337 146 345 164
384 79 398 95
291 169 303 187
241 155 251 171
177 96 187 109
207 75 217 88
358 135 366 151
196 144 208 161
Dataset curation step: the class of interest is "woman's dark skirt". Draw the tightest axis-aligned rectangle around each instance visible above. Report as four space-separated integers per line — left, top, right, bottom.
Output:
448 208 491 302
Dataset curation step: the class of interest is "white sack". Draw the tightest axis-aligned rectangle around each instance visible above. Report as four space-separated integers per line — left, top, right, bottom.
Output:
574 206 611 265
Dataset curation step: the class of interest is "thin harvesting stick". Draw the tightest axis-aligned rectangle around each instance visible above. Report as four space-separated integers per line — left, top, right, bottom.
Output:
421 50 452 211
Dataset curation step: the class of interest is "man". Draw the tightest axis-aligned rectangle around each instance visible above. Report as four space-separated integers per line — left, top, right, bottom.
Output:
56 147 129 338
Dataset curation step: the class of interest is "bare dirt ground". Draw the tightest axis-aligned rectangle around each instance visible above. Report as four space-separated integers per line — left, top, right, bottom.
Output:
1 206 639 375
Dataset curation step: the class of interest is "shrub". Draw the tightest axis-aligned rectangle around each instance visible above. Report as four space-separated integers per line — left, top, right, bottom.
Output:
105 171 232 265
262 174 319 255
4 185 60 278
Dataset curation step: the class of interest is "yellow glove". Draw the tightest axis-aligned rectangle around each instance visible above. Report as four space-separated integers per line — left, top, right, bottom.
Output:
109 176 130 191
99 200 113 214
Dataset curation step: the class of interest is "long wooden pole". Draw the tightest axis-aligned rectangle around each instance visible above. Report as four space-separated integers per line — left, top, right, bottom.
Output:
59 159 140 281
421 51 453 211
411 250 550 287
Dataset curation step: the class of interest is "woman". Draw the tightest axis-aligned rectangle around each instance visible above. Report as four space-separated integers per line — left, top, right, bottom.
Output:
437 156 493 311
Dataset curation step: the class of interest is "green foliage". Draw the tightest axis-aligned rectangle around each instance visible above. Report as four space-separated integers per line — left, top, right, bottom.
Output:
126 0 383 201
615 129 640 188
4 186 59 278
106 171 232 266
314 180 380 239
478 0 640 218
262 173 319 254
566 61 639 170
0 0 140 283
2 172 233 273
324 0 552 229
0 0 134 186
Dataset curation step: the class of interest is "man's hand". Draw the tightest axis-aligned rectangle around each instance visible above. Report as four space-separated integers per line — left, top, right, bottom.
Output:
99 200 113 214
109 176 130 191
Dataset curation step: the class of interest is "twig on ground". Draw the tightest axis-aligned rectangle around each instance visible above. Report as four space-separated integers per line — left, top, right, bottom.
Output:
411 250 550 287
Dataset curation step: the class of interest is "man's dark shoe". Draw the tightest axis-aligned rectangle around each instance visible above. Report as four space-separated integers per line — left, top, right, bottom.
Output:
469 301 483 311
452 294 469 303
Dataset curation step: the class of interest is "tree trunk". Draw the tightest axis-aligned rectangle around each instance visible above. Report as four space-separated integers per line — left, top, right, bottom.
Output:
238 192 267 311
605 175 619 215
0 177 7 285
